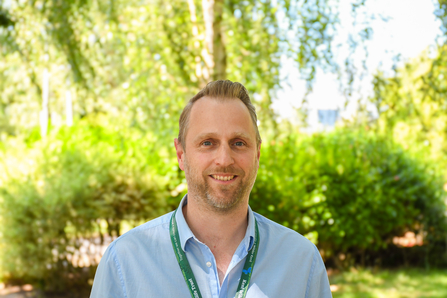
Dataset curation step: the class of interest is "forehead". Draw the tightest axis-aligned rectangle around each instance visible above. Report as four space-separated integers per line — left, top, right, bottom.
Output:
186 96 256 141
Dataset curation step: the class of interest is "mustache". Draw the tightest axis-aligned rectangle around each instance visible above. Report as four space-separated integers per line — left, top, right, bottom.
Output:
204 166 244 176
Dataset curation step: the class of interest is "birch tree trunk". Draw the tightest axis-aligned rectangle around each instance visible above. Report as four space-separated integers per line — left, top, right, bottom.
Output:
202 0 226 82
40 67 49 137
188 0 209 87
212 0 226 80
65 78 73 127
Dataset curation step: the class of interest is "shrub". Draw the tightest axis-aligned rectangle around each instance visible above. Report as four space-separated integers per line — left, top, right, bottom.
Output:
1 121 445 292
0 118 181 291
251 128 447 267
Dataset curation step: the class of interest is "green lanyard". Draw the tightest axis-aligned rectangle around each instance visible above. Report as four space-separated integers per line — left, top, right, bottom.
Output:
169 209 260 298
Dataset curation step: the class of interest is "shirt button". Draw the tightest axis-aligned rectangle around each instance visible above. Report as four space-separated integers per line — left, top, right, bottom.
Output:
206 262 212 267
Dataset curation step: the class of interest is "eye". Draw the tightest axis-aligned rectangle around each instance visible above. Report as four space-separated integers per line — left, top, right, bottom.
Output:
202 141 213 146
234 141 245 147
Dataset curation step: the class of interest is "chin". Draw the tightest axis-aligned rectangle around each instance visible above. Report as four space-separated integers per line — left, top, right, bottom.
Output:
205 191 245 212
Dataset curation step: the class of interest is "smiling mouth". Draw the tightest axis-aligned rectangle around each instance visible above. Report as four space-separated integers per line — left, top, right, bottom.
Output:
210 175 237 181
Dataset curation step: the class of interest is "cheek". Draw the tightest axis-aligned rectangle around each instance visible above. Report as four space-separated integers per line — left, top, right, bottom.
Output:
238 153 258 170
188 153 211 172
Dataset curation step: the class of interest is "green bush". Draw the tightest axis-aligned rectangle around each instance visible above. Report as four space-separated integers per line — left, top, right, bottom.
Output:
0 117 182 290
1 121 445 292
251 128 447 267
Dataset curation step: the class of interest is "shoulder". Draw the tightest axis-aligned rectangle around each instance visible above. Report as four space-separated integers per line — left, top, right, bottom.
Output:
108 211 174 253
253 212 317 254
91 211 177 296
252 212 328 289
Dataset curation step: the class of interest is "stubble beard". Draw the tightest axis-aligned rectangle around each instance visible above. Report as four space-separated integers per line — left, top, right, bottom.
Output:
183 158 258 213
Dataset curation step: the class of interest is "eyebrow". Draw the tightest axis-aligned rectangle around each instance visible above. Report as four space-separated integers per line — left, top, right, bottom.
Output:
193 132 253 143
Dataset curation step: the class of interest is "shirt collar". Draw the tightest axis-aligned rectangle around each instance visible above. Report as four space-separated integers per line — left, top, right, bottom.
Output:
244 204 256 251
174 194 256 252
174 195 195 252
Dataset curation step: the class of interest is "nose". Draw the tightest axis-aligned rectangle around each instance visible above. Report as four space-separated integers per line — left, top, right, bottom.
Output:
214 144 235 167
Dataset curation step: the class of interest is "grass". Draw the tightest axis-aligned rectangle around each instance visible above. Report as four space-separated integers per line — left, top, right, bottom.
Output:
329 268 447 298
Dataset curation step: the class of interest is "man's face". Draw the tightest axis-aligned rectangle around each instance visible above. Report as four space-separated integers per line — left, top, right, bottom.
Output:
175 96 261 212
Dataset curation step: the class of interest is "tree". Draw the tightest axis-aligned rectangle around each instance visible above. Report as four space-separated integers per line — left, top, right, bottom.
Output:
0 0 370 139
370 45 447 171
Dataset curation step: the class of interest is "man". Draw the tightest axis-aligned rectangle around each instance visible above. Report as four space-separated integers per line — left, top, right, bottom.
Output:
90 80 332 297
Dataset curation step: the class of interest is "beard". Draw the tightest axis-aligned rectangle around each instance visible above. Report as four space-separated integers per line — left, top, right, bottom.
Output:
183 157 258 213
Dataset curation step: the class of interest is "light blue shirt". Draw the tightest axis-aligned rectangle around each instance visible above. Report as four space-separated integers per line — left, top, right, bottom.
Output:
90 195 332 298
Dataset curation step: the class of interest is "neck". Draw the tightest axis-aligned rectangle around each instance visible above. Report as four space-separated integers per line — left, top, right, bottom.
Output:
182 194 249 250
182 193 249 285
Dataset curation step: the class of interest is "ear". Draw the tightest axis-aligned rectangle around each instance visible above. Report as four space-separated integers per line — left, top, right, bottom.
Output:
256 141 262 169
174 138 185 171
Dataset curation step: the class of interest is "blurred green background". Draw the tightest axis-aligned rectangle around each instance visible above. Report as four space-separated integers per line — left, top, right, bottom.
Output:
1 0 447 297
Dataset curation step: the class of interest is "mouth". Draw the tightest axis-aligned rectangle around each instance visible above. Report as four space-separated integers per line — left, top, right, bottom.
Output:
209 174 238 182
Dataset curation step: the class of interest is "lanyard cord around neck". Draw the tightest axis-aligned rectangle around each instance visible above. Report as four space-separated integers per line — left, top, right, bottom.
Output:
169 209 260 298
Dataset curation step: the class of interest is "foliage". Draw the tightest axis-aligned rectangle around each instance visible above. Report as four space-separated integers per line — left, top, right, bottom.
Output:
250 128 446 265
0 0 446 293
329 268 447 298
0 0 372 139
363 14 447 270
0 118 445 289
370 46 447 172
0 118 180 290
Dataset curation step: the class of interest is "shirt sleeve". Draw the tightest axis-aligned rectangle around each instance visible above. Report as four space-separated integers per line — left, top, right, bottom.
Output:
90 242 127 298
305 245 333 298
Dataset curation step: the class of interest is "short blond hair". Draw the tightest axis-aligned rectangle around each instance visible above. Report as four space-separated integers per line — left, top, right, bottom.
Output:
178 80 261 149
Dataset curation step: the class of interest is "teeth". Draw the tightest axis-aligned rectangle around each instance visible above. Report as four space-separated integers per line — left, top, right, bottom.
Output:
212 175 234 181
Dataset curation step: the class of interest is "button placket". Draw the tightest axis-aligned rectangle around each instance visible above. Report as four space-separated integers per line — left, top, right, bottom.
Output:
196 241 220 298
